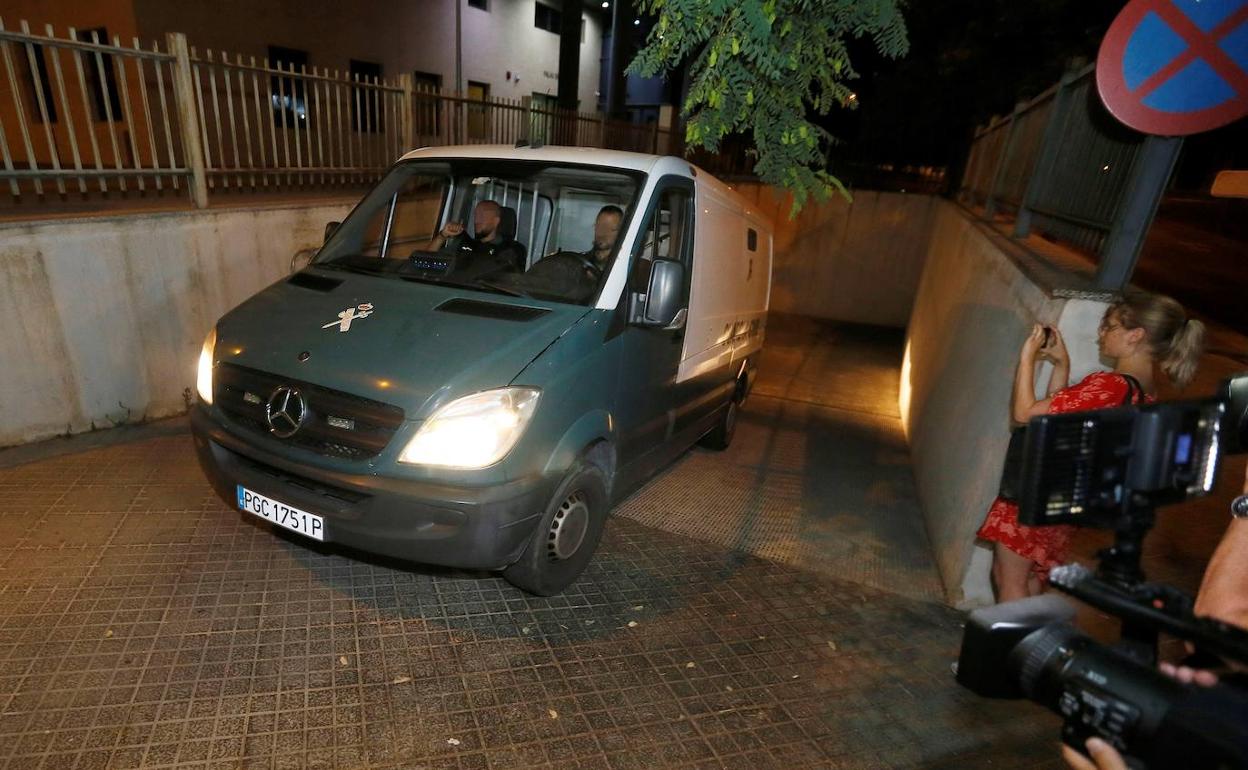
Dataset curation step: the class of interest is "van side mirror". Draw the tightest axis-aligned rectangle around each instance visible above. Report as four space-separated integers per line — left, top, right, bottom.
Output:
323 221 340 244
289 247 316 274
637 259 685 328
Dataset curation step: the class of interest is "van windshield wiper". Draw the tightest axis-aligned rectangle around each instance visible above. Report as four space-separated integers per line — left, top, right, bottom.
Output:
473 279 531 298
313 260 383 277
397 274 486 292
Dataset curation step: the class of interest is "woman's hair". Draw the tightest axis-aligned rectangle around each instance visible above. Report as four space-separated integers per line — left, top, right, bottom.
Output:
1109 287 1206 389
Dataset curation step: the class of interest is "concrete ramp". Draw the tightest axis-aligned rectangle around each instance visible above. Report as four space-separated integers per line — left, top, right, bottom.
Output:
616 314 944 602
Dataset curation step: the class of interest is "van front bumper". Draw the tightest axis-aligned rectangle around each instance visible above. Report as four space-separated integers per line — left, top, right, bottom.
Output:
190 407 551 571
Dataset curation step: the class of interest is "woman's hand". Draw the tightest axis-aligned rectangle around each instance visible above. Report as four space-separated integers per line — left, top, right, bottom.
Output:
1043 327 1070 368
1021 324 1047 361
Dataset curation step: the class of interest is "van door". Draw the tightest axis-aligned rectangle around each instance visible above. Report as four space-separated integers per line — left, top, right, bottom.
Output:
613 177 695 474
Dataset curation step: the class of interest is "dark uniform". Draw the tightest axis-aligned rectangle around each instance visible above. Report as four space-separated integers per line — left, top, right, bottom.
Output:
449 232 526 278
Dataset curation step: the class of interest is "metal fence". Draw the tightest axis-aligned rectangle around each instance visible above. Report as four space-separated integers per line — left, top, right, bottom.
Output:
959 64 1181 287
0 19 680 213
190 50 408 193
0 19 190 199
410 89 675 155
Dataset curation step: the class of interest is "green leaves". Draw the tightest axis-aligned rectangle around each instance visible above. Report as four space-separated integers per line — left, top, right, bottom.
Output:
628 0 908 214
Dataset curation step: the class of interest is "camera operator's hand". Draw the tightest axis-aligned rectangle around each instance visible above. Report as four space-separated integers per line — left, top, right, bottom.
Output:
1062 738 1127 770
1193 463 1248 631
1159 661 1219 687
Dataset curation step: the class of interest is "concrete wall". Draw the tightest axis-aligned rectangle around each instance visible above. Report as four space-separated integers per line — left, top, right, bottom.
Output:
0 200 354 447
901 200 1111 606
732 183 939 328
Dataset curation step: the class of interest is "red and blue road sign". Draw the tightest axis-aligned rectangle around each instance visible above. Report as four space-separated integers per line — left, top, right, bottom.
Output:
1098 0 1248 135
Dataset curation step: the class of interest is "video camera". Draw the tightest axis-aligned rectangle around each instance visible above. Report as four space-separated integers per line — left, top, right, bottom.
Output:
956 373 1248 768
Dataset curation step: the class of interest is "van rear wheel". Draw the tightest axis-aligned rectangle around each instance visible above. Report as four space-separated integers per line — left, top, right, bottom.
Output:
503 463 608 596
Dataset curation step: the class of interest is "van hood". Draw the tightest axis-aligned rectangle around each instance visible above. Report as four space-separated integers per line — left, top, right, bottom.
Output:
214 269 588 418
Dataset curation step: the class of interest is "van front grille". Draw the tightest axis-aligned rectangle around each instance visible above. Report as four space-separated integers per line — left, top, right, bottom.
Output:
215 363 405 460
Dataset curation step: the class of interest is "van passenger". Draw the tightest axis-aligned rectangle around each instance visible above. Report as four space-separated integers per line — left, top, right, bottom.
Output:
426 199 526 268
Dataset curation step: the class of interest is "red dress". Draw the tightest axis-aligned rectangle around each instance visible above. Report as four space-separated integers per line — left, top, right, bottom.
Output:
977 372 1153 578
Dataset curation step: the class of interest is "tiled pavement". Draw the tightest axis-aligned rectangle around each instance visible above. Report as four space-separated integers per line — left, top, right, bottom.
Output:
0 317 1069 769
617 316 943 602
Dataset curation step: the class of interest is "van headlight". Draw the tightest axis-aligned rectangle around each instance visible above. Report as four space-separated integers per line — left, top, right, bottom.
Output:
398 388 540 469
196 328 217 405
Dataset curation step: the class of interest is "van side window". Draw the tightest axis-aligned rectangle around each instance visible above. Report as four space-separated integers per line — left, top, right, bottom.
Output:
636 188 691 262
747 228 757 252
632 186 692 290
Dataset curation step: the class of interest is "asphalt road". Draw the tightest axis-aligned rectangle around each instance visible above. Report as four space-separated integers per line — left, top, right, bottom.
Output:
1133 197 1247 337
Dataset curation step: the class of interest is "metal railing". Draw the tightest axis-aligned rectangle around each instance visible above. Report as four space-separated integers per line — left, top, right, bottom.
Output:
0 19 190 199
410 89 675 154
189 50 408 194
0 19 683 214
959 64 1182 287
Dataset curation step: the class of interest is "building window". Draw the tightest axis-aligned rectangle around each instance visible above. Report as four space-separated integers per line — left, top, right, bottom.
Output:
267 45 308 128
412 71 442 137
76 28 121 122
468 0 488 9
18 43 57 123
534 2 561 33
350 59 384 133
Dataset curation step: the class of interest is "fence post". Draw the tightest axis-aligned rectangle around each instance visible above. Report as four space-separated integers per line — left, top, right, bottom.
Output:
983 102 1024 219
166 32 208 208
521 95 533 143
598 112 607 148
1013 70 1078 239
1094 135 1183 289
458 92 467 145
960 126 985 204
397 74 414 152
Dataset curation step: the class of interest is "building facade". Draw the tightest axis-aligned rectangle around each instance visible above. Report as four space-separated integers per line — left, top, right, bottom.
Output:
4 0 606 111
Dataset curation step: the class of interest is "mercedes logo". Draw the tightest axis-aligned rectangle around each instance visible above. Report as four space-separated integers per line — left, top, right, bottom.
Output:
265 386 307 438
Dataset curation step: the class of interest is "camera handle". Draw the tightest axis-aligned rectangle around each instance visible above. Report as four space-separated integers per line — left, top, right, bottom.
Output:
1074 493 1161 664
1055 567 1248 669
1096 493 1156 588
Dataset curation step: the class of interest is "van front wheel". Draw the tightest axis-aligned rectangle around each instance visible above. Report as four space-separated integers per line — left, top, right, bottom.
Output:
503 463 608 596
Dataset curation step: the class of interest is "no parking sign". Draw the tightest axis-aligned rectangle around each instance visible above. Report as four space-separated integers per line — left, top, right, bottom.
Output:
1098 0 1248 135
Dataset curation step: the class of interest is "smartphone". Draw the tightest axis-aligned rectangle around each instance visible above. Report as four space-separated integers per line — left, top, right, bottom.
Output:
1042 326 1054 348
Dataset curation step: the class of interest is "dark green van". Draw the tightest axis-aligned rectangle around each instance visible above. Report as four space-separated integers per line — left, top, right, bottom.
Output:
192 145 772 594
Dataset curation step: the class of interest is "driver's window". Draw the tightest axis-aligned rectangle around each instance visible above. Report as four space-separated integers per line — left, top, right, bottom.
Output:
638 187 690 261
632 186 691 289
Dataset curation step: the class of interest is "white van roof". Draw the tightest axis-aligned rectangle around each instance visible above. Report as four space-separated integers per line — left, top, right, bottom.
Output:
399 144 678 174
398 144 766 230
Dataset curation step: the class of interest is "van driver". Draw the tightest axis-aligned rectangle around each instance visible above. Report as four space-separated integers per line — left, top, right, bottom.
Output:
514 204 625 303
587 205 624 274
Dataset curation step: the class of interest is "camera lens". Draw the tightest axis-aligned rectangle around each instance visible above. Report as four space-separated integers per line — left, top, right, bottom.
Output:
1010 624 1081 699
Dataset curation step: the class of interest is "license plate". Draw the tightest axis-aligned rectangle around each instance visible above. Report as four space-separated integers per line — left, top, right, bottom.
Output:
236 485 325 541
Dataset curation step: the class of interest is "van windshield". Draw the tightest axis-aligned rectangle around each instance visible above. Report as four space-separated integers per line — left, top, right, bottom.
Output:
313 159 644 306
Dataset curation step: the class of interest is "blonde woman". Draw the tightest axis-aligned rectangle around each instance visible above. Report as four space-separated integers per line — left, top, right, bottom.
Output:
978 289 1206 602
